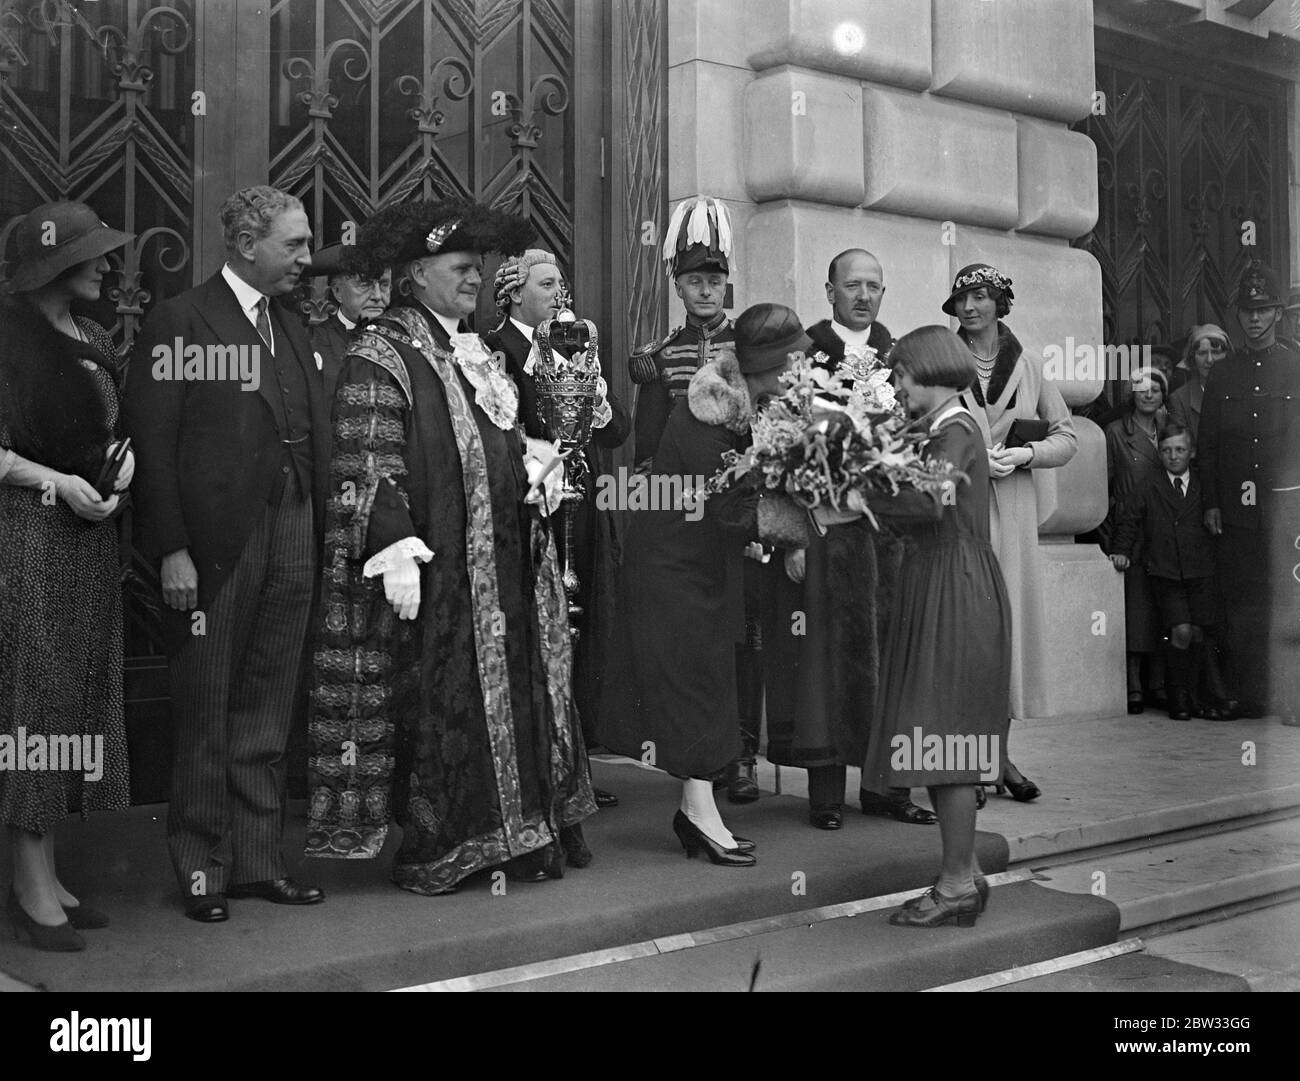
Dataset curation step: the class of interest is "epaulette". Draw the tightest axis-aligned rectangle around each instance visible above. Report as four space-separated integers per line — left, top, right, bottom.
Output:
629 326 683 384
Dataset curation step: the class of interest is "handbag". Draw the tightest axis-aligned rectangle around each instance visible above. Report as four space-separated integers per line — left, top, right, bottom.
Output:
1004 418 1048 449
94 438 131 500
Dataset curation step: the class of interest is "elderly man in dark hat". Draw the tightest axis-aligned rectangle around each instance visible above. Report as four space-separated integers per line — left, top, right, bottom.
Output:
1199 262 1300 722
305 243 391 403
305 199 596 893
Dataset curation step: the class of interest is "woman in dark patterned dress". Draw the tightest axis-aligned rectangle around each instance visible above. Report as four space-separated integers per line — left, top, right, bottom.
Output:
859 327 1011 927
0 202 133 951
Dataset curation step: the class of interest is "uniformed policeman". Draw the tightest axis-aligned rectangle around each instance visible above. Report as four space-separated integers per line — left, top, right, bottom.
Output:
1199 262 1300 720
630 196 735 472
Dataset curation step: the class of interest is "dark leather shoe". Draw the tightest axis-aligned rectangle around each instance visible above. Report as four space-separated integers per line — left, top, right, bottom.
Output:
184 895 229 922
62 903 110 930
504 851 550 883
1168 691 1192 721
810 810 843 830
860 791 937 824
560 824 592 869
726 759 760 804
1127 692 1145 715
730 835 756 853
593 787 619 809
226 878 324 905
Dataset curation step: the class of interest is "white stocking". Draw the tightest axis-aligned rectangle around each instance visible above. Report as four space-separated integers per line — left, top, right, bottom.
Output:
680 778 737 849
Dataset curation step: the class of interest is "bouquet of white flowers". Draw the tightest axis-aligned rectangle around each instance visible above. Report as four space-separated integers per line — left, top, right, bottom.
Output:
708 347 961 529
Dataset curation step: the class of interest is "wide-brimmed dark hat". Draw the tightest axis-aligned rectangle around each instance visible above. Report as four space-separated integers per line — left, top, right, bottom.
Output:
7 201 132 293
1235 263 1284 311
733 302 812 374
352 198 535 278
941 262 1014 317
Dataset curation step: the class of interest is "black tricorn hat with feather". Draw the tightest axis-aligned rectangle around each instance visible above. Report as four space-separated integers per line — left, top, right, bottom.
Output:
351 198 536 279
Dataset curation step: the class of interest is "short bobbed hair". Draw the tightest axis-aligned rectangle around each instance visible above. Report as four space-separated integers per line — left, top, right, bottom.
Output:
891 325 976 391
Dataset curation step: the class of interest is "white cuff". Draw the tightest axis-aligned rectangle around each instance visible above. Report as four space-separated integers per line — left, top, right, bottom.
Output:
363 537 435 578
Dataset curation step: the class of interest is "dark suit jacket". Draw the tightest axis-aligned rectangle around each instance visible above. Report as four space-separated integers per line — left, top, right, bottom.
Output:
125 272 331 650
308 313 354 406
1110 470 1215 581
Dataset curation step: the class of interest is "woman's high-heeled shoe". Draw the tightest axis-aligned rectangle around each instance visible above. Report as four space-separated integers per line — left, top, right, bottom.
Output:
889 885 982 928
7 890 85 952
730 835 756 853
1004 774 1041 802
62 903 110 930
672 811 756 866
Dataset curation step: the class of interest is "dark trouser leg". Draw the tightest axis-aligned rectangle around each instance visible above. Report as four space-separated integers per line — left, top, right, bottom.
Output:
227 488 315 884
166 484 315 898
727 625 762 804
1218 526 1271 709
807 764 846 814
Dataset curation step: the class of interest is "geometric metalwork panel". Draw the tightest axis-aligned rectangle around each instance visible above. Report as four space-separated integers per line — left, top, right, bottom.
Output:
267 0 575 323
1073 46 1288 351
0 0 195 354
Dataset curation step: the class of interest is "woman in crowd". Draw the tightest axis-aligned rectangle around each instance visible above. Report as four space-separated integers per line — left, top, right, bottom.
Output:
0 201 134 950
598 304 810 865
859 326 1011 927
1168 324 1230 443
947 264 1076 802
1102 367 1169 713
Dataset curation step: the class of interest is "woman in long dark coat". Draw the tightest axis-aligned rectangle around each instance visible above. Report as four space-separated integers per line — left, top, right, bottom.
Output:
0 202 133 950
1101 367 1169 712
599 304 811 865
859 326 1011 927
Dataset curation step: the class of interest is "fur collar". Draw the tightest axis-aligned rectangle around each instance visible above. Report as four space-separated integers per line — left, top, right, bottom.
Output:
959 321 1022 406
687 350 750 433
0 296 117 481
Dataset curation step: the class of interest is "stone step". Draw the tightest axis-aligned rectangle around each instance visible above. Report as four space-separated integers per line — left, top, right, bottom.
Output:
481 881 1120 992
1030 816 1300 933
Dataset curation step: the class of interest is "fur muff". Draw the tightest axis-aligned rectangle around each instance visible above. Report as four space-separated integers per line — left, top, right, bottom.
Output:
0 296 115 481
757 493 810 549
687 348 750 433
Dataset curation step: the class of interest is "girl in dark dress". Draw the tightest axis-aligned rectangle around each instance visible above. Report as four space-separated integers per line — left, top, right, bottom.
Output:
0 202 133 950
859 326 1012 927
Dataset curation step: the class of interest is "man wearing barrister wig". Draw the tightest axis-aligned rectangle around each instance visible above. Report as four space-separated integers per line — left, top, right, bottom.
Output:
305 199 596 893
629 197 762 804
484 250 630 818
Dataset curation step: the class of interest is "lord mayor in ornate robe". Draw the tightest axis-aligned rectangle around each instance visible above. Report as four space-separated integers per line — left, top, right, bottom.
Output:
304 301 595 894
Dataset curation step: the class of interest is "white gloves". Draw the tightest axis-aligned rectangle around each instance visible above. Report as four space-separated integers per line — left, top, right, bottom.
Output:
362 537 435 620
382 558 421 620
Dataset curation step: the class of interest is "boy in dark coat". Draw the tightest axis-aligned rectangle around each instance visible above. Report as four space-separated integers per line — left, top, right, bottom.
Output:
1109 422 1229 721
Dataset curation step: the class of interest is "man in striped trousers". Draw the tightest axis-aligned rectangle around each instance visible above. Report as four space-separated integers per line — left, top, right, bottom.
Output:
126 187 332 921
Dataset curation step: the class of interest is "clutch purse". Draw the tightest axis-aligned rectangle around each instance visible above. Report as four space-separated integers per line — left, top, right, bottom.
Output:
1005 419 1049 449
94 438 131 500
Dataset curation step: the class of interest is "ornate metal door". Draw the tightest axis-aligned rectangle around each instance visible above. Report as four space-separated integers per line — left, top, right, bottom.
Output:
1 0 668 803
1073 37 1290 351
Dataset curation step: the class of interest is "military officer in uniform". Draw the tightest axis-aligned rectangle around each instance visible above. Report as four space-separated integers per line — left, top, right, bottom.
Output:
630 197 736 472
1199 262 1300 721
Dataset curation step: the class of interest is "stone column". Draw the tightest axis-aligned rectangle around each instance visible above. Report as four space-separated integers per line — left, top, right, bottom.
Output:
669 0 1126 719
